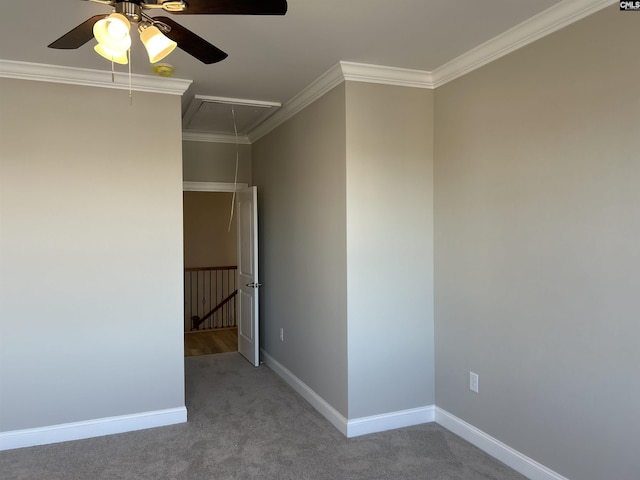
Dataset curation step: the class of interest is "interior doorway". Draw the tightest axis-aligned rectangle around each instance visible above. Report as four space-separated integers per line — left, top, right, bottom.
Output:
183 184 246 357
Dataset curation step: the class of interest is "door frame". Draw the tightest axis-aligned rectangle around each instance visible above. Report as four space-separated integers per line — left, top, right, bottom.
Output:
182 181 249 349
183 181 249 193
182 182 259 366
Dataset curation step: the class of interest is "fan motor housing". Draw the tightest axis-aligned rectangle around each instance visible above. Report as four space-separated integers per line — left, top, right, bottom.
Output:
115 2 143 22
113 1 188 21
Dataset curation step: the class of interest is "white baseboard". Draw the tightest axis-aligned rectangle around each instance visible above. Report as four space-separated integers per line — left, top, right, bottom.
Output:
261 349 349 435
347 405 435 438
0 407 187 451
434 407 569 480
260 349 434 438
261 350 569 479
0 360 570 480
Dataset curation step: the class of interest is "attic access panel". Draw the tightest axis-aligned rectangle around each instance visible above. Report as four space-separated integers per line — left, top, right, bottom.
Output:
183 95 281 136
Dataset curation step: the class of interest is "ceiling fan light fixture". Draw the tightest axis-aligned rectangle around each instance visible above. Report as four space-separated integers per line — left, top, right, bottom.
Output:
94 43 129 65
139 24 177 63
48 0 287 65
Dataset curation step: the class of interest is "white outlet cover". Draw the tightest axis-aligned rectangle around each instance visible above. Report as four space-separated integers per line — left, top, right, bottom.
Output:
470 372 479 393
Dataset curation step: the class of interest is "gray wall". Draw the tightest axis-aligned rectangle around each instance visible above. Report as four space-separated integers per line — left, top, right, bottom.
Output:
252 84 349 416
345 82 434 418
183 140 251 184
0 79 185 431
434 6 640 479
253 81 435 420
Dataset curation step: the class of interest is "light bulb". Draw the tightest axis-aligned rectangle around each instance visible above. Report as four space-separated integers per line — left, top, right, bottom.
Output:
107 19 129 40
94 13 131 50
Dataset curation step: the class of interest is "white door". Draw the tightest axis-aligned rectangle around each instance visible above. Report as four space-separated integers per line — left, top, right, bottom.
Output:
237 186 259 366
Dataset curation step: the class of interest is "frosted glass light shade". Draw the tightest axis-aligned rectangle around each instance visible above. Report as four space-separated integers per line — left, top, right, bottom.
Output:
140 26 177 63
94 43 129 64
94 13 131 51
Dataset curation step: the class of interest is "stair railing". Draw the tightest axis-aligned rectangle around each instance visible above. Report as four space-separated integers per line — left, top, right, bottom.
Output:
184 266 237 331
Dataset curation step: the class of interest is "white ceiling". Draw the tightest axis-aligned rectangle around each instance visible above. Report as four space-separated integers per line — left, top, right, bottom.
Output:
0 1 610 135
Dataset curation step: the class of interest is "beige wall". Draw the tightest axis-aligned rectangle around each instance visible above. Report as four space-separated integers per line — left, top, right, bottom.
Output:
0 79 185 432
434 5 640 479
252 83 349 416
182 141 251 184
253 80 435 421
345 81 434 418
183 192 237 268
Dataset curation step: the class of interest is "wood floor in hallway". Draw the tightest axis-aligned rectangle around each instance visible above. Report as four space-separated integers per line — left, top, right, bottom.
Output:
184 328 238 357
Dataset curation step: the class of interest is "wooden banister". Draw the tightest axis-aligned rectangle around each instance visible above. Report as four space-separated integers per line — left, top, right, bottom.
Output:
191 290 238 330
185 266 237 272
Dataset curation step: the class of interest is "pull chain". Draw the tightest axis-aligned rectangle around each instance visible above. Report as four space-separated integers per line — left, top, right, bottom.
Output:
128 49 133 106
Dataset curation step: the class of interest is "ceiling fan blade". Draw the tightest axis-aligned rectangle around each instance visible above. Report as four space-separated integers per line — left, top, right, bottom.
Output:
155 17 228 64
175 0 287 15
48 15 105 49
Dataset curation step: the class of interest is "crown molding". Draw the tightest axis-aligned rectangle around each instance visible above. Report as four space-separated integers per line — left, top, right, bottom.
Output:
431 0 618 87
340 61 434 89
182 131 251 144
248 61 434 143
248 0 616 142
248 62 345 143
0 60 192 95
2 0 614 143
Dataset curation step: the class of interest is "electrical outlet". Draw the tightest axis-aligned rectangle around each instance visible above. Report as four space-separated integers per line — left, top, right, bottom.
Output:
470 372 479 393
279 328 284 342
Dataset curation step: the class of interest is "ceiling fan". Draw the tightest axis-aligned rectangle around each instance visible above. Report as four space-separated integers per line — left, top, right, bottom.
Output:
48 0 288 65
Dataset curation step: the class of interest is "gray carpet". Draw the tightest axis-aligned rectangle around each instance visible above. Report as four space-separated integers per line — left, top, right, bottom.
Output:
0 353 526 479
